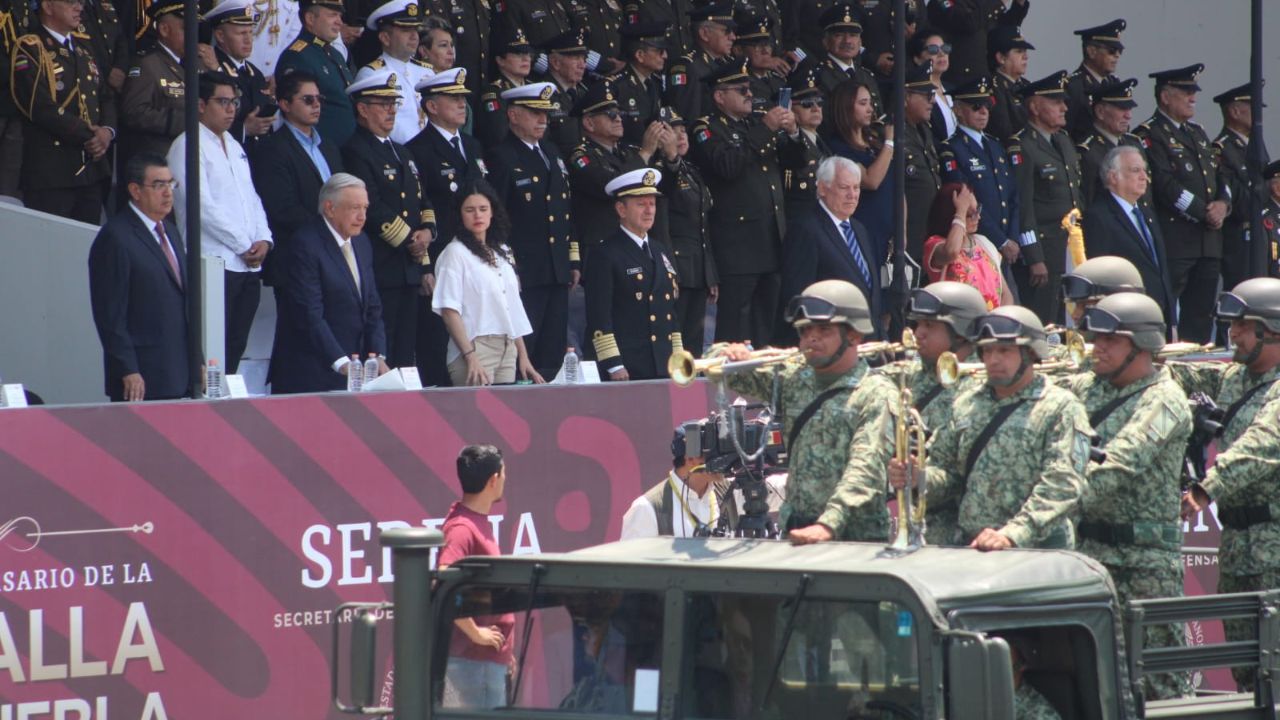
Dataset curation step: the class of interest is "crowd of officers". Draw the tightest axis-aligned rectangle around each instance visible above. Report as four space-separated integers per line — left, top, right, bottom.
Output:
6 0 1280 384
716 265 1280 701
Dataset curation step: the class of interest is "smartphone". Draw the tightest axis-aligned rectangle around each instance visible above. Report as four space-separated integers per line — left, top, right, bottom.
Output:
778 87 792 111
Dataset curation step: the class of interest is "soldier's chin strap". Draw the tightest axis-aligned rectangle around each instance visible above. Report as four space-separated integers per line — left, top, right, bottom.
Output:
1240 320 1280 367
1096 336 1141 383
806 325 854 371
986 346 1035 388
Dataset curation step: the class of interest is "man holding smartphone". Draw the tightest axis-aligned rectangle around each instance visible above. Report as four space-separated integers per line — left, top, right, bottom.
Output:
206 0 277 153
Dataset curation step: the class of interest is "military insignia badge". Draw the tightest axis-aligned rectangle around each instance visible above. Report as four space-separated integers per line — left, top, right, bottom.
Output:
574 155 590 168
1071 431 1091 472
695 128 710 143
671 73 687 86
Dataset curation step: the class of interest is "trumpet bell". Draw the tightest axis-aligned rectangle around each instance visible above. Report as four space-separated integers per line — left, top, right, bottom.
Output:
937 351 959 388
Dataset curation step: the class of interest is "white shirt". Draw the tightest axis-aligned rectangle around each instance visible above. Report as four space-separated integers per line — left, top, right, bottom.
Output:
169 124 273 273
620 225 649 252
620 472 718 539
432 239 533 363
933 90 957 140
355 53 434 144
433 122 465 158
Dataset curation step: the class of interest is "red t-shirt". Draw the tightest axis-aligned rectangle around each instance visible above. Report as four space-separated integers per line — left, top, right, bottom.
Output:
439 502 516 664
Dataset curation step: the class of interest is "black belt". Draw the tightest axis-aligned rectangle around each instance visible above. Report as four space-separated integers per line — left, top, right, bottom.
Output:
1076 521 1180 550
1219 505 1274 530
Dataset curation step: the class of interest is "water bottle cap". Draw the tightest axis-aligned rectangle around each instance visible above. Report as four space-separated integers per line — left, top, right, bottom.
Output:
209 359 218 366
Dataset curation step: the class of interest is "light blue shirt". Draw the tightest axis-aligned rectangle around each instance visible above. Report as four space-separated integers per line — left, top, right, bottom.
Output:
1110 192 1146 238
959 124 984 145
286 121 331 182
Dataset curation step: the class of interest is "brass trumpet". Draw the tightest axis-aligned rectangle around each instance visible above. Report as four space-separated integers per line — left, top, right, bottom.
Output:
889 382 928 552
1157 342 1218 359
858 327 918 359
668 345 803 387
935 330 1088 387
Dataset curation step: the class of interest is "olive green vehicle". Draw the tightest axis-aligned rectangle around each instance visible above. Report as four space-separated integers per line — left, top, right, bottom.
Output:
334 529 1280 720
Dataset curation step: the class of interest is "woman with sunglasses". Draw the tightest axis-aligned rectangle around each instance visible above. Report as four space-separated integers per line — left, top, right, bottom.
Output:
923 182 1014 309
828 80 894 269
909 30 957 144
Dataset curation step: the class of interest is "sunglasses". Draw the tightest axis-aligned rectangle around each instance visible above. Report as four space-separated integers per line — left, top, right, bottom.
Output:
592 109 622 120
296 94 324 106
924 43 952 56
722 85 753 96
796 99 824 109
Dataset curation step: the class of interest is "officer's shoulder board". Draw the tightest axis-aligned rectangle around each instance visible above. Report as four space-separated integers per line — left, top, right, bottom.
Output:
365 58 387 70
411 58 433 69
289 39 308 52
1077 135 1096 151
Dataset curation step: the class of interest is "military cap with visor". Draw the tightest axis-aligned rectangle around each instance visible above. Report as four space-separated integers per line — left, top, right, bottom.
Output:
1089 78 1139 108
819 3 863 34
1017 70 1069 99
501 81 559 110
365 0 422 30
1074 18 1126 50
204 0 257 26
606 168 664 197
1150 64 1204 92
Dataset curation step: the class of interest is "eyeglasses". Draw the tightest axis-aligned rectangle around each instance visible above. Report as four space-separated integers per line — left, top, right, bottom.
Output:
796 99 824 109
924 43 952 56
965 204 983 219
1060 274 1103 301
1215 292 1248 319
209 96 241 108
140 180 179 191
975 314 1026 341
1093 44 1123 57
296 94 324 106
592 109 622 120
364 99 403 109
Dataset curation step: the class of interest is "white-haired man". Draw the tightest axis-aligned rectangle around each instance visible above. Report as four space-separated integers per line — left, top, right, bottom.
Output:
269 173 389 394
779 156 882 342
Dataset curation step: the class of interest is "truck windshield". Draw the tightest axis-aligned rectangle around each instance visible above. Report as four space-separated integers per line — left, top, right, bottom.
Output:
680 593 921 720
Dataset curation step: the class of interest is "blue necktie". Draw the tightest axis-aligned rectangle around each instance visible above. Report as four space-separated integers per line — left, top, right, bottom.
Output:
840 220 873 287
1132 207 1158 264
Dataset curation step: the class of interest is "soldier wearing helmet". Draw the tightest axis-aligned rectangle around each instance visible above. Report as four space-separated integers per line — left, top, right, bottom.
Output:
879 281 988 545
1179 277 1280 689
1060 255 1146 326
890 305 1091 551
719 280 897 545
1064 292 1193 700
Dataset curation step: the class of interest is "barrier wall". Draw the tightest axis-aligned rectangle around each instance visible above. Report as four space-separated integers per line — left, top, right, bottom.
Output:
0 381 1229 716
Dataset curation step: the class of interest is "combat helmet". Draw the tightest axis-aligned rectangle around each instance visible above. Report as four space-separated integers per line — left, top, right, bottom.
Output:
1061 256 1145 301
907 281 989 341
784 280 874 335
974 305 1052 361
1082 292 1166 352
1216 277 1280 333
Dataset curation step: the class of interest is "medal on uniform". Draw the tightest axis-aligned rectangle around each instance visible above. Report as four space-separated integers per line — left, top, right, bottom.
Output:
636 292 643 300
384 165 396 179
449 181 458 192
1186 162 1194 172
56 81 64 91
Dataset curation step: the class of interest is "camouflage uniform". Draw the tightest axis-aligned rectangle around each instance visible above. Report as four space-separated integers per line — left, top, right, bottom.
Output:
1063 367 1192 699
876 360 978 546
726 359 896 541
1185 371 1280 687
924 374 1090 549
1015 682 1062 720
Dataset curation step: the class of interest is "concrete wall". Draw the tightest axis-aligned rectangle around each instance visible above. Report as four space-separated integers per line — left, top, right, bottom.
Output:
0 203 105 405
1014 0 1279 150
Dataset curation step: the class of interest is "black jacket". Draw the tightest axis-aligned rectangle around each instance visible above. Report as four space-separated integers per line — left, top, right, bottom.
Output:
779 207 883 340
1082 192 1178 329
585 227 681 379
88 208 193 401
487 133 577 286
251 123 345 286
405 122 488 261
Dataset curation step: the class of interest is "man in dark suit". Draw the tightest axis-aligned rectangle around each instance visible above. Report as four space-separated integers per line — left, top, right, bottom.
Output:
586 168 682 380
88 154 192 402
406 67 486 385
1082 145 1177 327
341 68 435 370
251 70 345 287
487 81 577 373
780 156 883 342
270 173 389 394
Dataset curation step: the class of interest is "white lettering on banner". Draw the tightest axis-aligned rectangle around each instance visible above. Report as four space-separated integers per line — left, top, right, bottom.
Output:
0 603 163 683
1 568 77 593
1182 501 1222 534
298 513 545 589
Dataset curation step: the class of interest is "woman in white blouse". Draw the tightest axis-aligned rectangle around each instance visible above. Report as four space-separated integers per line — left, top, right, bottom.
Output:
433 182 545 386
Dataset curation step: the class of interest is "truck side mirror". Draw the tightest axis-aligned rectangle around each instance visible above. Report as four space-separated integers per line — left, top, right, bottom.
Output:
332 602 392 715
946 633 1015 720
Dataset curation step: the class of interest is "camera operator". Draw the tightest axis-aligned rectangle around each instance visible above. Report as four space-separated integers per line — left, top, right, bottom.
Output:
1178 278 1280 690
619 426 739 539
719 280 897 546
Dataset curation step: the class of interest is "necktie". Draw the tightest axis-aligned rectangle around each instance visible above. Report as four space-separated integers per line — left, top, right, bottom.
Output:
840 220 873 287
536 144 550 169
450 134 466 163
154 222 182 287
340 239 362 292
1132 207 1158 264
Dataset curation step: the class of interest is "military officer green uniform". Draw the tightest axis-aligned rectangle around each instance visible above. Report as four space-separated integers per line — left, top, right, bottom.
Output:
566 0 620 62
536 29 589 157
1135 64 1231 343
474 24 532 150
419 0 488 94
586 168 682 380
341 69 436 369
878 282 988 546
1262 162 1280 278
1066 294 1192 700
778 68 829 224
811 3 882 127
0 0 35 197
75 0 127 95
1076 78 1146 207
726 281 896 542
496 0 570 49
665 2 736 125
1064 19 1124 143
901 61 940 261
1006 71 1083 325
611 23 666 145
986 26 1033 144
567 82 661 253
623 0 694 58
916 307 1090 549
118 0 189 178
1212 82 1264 293
734 13 783 114
275 0 356 147
660 106 717 357
10 18 116 223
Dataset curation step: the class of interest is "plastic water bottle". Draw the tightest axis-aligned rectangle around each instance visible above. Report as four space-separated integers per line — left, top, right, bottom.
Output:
363 353 380 389
562 347 580 384
205 359 223 399
346 354 363 392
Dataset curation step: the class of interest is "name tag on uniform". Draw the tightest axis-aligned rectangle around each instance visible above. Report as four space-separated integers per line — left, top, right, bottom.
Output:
626 266 644 276
1038 164 1058 178
515 177 533 187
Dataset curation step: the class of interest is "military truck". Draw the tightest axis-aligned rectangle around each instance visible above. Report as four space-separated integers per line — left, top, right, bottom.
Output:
333 528 1280 719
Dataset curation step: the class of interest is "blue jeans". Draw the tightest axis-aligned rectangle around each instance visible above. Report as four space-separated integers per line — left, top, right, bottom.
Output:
443 656 507 708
